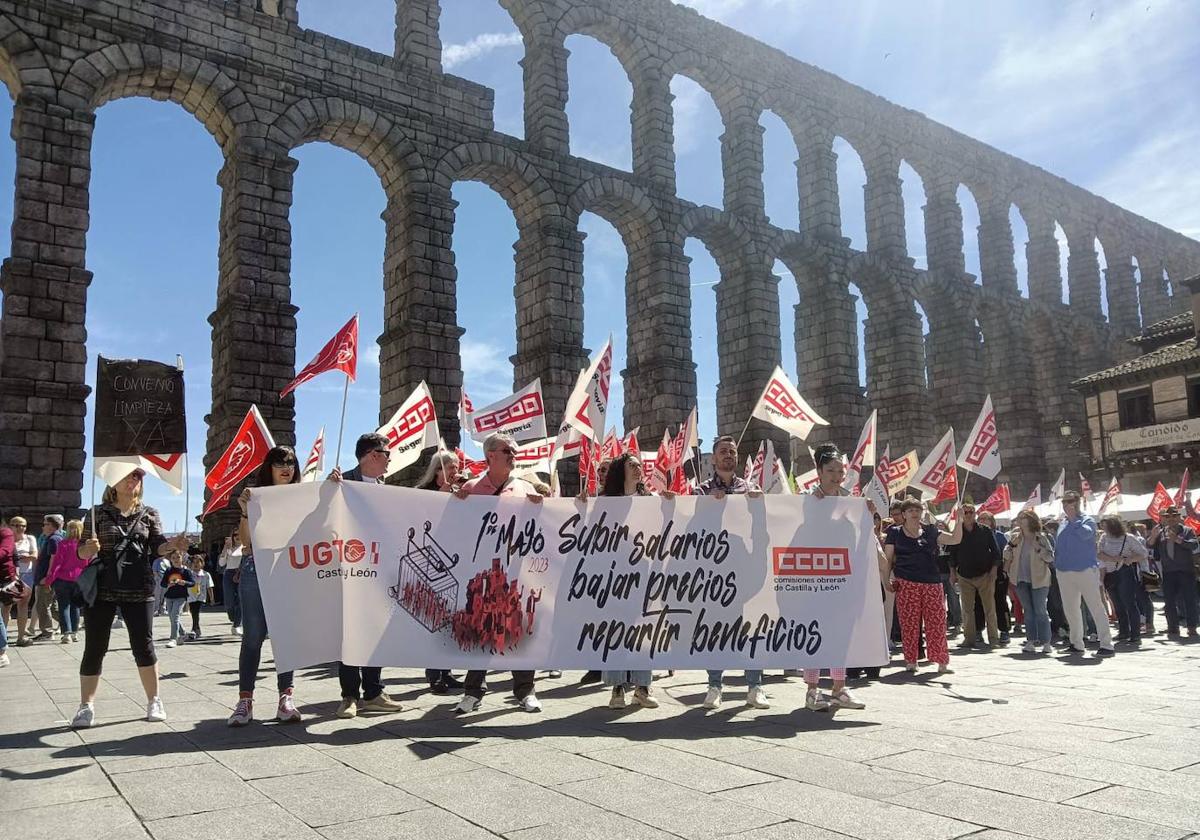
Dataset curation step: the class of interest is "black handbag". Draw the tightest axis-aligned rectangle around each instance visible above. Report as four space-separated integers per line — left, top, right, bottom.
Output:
76 558 104 607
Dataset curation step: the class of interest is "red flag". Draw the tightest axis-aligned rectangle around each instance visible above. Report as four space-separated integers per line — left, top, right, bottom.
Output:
933 465 959 505
622 428 640 457
648 430 671 492
1147 482 1173 523
602 428 623 460
670 466 692 495
1173 468 1190 507
977 484 1011 516
203 405 275 517
281 314 358 397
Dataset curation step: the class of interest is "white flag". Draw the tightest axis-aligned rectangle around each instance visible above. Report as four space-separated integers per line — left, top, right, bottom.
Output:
772 456 793 495
761 440 789 495
549 369 587 470
301 426 325 483
467 378 548 443
958 395 1002 480
512 437 555 476
377 381 440 477
842 409 877 491
565 337 613 442
1096 477 1121 515
911 428 956 499
794 468 820 493
863 470 889 514
1049 468 1066 502
1023 484 1042 511
95 453 185 495
458 386 474 435
750 366 828 440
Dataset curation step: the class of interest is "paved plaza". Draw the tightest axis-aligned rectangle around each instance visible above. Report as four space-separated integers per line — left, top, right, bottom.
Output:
2 614 1200 840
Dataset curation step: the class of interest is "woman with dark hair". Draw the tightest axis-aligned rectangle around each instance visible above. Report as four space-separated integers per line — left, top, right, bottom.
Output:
228 446 304 727
0 509 19 667
73 469 189 727
415 450 466 695
1098 516 1146 647
599 454 659 709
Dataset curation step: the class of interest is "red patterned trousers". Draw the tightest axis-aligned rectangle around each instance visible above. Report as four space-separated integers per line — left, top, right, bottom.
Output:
896 579 949 666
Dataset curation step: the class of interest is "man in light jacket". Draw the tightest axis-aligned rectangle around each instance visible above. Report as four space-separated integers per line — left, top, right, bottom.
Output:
1055 492 1114 657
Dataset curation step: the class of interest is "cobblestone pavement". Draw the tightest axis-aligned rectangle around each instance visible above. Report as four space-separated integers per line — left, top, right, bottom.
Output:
3 614 1200 839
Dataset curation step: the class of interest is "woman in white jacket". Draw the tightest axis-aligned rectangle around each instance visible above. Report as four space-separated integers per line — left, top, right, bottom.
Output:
1003 511 1056 654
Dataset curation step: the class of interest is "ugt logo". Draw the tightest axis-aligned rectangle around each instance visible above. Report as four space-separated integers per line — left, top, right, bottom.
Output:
289 539 380 569
773 546 851 577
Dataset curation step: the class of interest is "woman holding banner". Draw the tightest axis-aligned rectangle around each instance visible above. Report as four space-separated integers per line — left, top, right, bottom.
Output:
228 446 304 726
415 450 466 695
73 469 189 728
884 498 963 675
598 453 660 710
802 444 868 711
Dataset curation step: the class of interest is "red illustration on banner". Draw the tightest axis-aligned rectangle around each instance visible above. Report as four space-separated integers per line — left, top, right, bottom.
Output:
451 559 542 653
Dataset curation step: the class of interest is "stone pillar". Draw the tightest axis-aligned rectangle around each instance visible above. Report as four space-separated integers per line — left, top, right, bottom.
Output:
796 125 841 241
1063 221 1102 319
794 274 865 451
864 298 932 454
0 93 94 514
205 147 298 535
630 65 676 192
521 35 570 156
512 218 589 432
715 257 786 462
863 150 906 258
1135 252 1170 325
923 181 965 276
1100 243 1140 346
1023 208 1063 307
977 196 1019 295
624 240 696 435
379 185 464 444
395 0 442 73
721 113 765 218
978 309 1043 490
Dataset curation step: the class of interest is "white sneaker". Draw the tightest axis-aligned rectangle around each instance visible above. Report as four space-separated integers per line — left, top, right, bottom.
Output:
1040 643 1054 654
746 686 771 709
335 698 358 719
905 662 918 673
702 687 722 709
632 688 658 709
805 688 830 711
454 695 481 715
146 697 167 722
1021 640 1036 653
164 639 176 649
227 696 253 727
829 688 865 710
232 625 243 636
70 703 94 728
0 652 9 668
112 618 124 630
608 686 627 709
71 633 79 643
520 693 542 713
276 692 301 723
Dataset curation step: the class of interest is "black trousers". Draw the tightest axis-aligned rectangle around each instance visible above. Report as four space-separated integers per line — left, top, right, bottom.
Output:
80 600 156 675
189 602 202 633
338 663 383 700
464 670 535 700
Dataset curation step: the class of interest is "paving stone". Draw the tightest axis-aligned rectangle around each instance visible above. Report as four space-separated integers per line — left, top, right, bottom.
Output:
318 807 500 840
324 737 482 784
1022 754 1200 797
868 749 1108 801
1064 785 1200 832
728 745 935 800
0 760 113 811
557 770 783 839
586 742 775 792
111 762 267 821
847 725 1056 766
887 781 1189 840
742 726 908 762
210 739 342 780
8 796 149 840
251 767 425 827
988 730 1199 771
722 822 870 840
144 802 324 840
450 740 618 786
505 811 686 840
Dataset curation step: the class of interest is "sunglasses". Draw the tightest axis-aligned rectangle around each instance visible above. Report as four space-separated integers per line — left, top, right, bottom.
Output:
274 458 298 467
490 447 517 456
369 448 389 456
816 451 843 466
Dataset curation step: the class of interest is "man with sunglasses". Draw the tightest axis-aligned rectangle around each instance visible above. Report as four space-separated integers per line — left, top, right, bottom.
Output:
452 432 544 714
1055 491 1114 657
1147 505 1199 637
329 433 404 718
947 504 1002 651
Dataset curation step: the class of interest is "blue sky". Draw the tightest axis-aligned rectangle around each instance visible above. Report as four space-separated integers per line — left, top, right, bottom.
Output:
1 0 1197 530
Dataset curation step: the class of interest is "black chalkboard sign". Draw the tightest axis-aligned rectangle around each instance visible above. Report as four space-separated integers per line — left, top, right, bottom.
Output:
93 357 187 457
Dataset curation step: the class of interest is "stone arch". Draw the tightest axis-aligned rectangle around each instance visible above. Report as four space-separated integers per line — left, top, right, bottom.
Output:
552 4 645 79
565 176 665 252
0 12 54 99
676 205 757 278
434 141 559 232
267 97 429 198
60 43 255 153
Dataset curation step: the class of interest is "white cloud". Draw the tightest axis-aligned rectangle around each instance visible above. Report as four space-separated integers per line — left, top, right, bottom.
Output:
443 32 523 70
460 337 514 401
363 344 380 368
1091 123 1200 242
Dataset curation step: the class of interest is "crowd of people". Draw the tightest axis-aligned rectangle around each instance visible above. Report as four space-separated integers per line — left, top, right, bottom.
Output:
1 432 1198 732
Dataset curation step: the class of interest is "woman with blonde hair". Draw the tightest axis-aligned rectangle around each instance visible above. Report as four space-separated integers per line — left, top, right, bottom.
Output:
45 519 87 643
1003 510 1055 654
73 469 188 727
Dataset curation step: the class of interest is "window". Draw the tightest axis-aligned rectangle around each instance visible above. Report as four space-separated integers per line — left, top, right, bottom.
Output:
1117 387 1154 429
1188 377 1200 417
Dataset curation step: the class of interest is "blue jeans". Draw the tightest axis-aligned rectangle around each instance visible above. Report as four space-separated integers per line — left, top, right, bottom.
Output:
52 580 82 634
604 670 652 689
238 557 293 695
1014 582 1050 645
707 669 762 689
1107 565 1140 641
1162 570 1200 631
166 597 187 641
223 567 241 627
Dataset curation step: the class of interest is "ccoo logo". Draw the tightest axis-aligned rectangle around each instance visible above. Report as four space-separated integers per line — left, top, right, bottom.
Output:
772 546 851 577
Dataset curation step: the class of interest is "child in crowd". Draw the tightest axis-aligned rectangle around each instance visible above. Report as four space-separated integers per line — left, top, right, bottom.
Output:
186 555 212 641
160 552 194 648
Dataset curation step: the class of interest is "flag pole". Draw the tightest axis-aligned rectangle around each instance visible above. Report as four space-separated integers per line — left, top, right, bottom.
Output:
334 374 350 471
734 415 753 450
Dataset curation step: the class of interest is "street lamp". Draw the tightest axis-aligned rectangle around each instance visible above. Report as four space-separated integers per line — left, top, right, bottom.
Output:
1059 420 1072 438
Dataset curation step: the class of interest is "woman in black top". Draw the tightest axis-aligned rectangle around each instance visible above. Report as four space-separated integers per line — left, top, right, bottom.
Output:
73 469 188 728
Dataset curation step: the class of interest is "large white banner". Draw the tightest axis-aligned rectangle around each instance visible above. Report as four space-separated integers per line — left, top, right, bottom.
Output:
248 483 887 673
